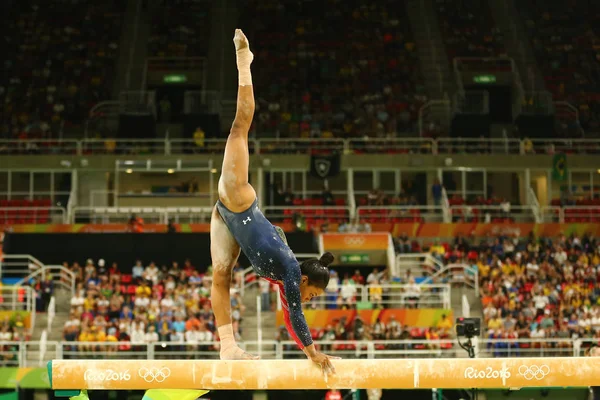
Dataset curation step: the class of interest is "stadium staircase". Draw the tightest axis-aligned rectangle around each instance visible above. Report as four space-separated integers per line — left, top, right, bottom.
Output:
406 0 456 99
114 0 150 93
396 253 483 320
240 286 276 347
203 0 240 132
487 0 546 92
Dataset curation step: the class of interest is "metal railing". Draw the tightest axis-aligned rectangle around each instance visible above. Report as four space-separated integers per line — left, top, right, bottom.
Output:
0 286 34 312
2 137 600 156
436 137 521 154
9 262 76 299
314 284 451 309
396 253 445 277
541 206 564 223
1 338 594 367
0 254 45 281
356 206 445 223
0 204 591 226
262 206 352 223
347 138 434 154
449 205 537 222
47 297 56 333
71 206 216 224
0 207 67 224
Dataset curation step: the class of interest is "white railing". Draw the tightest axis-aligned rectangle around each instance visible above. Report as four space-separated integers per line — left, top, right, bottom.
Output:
71 206 213 224
0 207 67 224
47 296 56 332
14 266 76 298
307 284 451 310
356 206 444 223
1 338 593 366
39 330 48 367
262 206 352 223
396 253 445 277
257 138 345 154
0 286 34 312
449 205 537 223
0 254 45 281
541 206 564 223
347 138 435 154
526 187 542 223
441 187 451 223
2 203 597 228
461 294 470 318
2 137 600 155
430 263 478 292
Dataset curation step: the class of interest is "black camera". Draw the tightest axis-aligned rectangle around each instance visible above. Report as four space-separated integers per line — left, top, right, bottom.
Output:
456 317 481 338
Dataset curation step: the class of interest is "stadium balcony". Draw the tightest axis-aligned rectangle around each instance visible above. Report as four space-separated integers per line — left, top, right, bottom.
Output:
3 137 600 156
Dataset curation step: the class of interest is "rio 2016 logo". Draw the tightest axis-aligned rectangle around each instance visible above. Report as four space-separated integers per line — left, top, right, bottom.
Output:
464 366 511 380
84 369 131 382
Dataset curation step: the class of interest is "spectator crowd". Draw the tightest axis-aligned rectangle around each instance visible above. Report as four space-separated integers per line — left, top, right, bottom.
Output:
62 257 244 358
242 0 427 139
1 0 124 139
426 231 600 353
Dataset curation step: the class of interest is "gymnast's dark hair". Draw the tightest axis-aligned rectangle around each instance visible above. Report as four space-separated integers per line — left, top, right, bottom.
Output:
299 252 334 289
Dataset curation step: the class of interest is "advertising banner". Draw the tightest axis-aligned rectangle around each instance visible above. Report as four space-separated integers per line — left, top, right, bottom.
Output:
276 308 453 329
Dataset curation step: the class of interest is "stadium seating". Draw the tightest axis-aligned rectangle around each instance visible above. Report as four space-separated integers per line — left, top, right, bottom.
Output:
0 198 52 224
63 259 244 353
148 0 212 57
241 0 426 138
516 0 600 132
435 0 506 59
1 1 124 134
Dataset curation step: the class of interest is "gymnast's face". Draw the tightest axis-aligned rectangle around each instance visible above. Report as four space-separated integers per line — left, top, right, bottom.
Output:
299 275 325 303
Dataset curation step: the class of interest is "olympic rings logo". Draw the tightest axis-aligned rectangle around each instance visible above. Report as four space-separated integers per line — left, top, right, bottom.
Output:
343 236 366 246
518 365 550 380
138 367 171 383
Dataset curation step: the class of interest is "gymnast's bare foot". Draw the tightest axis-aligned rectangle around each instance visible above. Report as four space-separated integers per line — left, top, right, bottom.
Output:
220 346 260 360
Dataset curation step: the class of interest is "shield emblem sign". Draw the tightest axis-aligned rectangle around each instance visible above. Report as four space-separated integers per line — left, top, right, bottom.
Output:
314 158 331 178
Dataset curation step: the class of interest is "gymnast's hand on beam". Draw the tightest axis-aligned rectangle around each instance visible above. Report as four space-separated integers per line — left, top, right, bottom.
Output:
307 349 340 376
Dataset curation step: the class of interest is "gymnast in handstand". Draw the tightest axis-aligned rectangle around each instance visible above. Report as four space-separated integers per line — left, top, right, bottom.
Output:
210 29 338 374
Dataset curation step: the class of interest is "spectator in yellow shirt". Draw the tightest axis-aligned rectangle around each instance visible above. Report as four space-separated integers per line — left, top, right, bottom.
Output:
136 282 151 298
487 316 503 331
430 240 445 257
83 293 96 313
437 314 453 335
477 262 490 278
78 327 91 352
368 280 383 308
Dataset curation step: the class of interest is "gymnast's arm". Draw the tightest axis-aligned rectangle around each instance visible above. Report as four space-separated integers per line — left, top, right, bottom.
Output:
281 264 337 374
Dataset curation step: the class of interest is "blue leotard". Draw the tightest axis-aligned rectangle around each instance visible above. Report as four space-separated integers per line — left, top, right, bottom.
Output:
215 199 313 348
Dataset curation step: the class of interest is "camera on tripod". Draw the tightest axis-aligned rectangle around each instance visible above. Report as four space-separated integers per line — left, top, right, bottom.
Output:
456 317 481 339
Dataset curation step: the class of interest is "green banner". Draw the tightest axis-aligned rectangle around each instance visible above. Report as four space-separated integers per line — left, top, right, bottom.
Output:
552 153 567 181
0 368 50 389
340 254 370 264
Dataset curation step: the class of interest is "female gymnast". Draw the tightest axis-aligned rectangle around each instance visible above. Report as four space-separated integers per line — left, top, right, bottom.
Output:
210 29 338 374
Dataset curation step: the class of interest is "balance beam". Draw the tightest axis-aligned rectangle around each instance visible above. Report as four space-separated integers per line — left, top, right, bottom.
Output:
49 357 600 391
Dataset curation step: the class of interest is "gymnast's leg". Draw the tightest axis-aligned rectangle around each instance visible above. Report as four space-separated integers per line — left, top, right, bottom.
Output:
217 29 257 213
210 29 258 360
